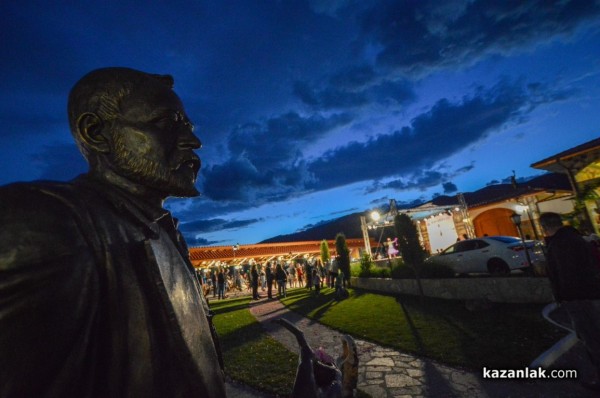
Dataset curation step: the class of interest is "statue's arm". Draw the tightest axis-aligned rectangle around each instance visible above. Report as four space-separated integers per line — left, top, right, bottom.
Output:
0 184 98 396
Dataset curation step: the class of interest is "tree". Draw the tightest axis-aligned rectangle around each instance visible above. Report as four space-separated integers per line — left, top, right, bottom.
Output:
335 233 351 287
394 214 426 299
320 239 331 266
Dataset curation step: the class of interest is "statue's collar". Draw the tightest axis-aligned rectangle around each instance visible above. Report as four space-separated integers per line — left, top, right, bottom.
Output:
74 174 177 239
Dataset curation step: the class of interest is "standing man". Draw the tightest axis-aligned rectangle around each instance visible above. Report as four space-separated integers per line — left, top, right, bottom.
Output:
539 212 600 391
266 262 274 299
217 268 226 300
251 264 260 300
211 269 218 298
330 256 339 289
0 68 226 397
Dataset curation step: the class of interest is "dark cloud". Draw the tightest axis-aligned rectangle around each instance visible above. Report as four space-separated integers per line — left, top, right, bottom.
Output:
294 77 415 110
366 168 464 194
360 0 600 74
308 79 537 190
442 182 458 194
455 164 475 174
185 236 218 247
293 81 368 109
32 143 88 181
179 218 261 234
370 196 389 205
330 65 378 89
199 76 571 211
372 171 446 193
370 79 416 105
201 112 352 201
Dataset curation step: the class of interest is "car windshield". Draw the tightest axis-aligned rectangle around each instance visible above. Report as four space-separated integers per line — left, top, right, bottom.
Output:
488 236 520 244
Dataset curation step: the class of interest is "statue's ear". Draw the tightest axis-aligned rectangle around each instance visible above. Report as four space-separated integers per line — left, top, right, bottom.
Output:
77 113 110 153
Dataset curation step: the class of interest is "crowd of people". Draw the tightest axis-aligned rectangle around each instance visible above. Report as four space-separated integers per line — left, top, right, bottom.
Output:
196 256 348 301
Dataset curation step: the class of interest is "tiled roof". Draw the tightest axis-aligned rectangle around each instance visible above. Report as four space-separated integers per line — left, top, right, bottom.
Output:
531 137 600 169
189 238 373 265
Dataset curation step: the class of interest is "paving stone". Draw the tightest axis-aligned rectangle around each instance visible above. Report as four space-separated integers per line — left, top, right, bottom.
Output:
366 357 395 367
366 371 383 379
385 373 420 388
370 366 393 372
391 393 413 398
360 384 387 398
406 368 425 378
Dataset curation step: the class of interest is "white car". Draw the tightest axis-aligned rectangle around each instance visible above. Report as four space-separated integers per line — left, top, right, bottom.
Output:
425 236 544 276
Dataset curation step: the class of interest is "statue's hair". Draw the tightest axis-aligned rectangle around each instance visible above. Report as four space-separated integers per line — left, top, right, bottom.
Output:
67 67 174 159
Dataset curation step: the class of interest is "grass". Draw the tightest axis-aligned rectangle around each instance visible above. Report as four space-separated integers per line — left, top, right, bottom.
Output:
281 287 566 370
210 297 297 396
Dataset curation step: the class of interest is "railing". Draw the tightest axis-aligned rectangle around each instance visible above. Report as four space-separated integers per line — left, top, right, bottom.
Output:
530 303 577 368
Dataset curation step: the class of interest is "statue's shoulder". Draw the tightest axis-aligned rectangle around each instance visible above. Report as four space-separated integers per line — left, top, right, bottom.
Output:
0 179 91 271
0 179 86 217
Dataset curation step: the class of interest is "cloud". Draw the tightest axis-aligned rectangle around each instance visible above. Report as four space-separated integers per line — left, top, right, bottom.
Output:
365 167 464 194
360 0 600 74
330 65 378 89
308 79 538 190
201 112 352 201
186 236 218 247
293 75 416 110
442 182 458 194
32 143 88 180
197 76 572 213
179 217 261 234
293 81 368 109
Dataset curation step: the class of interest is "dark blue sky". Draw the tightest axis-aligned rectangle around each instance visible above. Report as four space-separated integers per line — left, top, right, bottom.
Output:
1 1 599 246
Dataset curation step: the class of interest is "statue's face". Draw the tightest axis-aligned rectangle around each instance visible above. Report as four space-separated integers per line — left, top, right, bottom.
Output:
108 80 201 198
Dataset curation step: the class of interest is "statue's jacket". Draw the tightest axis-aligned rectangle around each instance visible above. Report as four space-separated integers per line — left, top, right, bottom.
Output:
0 175 226 397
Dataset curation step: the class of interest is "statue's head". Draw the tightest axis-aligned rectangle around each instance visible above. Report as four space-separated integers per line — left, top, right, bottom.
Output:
68 67 201 199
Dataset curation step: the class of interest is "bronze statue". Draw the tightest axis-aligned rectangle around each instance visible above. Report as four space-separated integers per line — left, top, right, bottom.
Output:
0 68 226 397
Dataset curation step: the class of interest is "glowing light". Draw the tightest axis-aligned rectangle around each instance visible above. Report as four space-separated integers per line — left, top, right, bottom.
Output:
371 211 381 221
516 204 528 213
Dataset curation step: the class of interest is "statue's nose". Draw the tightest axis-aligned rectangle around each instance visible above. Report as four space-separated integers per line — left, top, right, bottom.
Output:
178 130 202 150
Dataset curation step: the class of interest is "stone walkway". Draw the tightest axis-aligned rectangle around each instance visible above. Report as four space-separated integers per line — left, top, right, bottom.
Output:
244 289 596 398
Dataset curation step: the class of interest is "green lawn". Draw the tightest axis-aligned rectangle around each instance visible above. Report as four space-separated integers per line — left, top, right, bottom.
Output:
281 287 565 370
210 297 297 396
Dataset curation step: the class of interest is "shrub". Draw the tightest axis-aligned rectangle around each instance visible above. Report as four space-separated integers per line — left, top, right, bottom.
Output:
370 267 391 278
350 262 362 277
335 233 351 283
360 253 373 274
391 263 416 279
320 240 330 265
419 262 455 279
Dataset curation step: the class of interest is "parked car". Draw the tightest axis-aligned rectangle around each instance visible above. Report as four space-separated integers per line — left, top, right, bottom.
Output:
425 236 544 276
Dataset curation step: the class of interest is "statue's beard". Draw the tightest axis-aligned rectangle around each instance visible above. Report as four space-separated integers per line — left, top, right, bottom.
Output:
111 134 200 198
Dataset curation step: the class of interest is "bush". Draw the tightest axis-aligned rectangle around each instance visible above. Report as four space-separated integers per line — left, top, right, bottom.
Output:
360 253 373 274
391 263 416 279
350 262 362 277
419 262 455 279
370 267 391 278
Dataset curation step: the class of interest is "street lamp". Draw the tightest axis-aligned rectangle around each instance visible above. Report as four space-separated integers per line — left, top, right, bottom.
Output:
510 213 533 271
232 243 239 263
371 211 381 222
